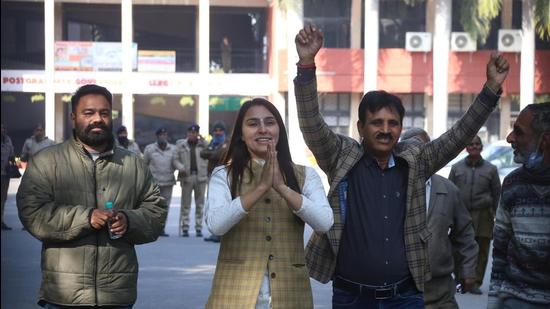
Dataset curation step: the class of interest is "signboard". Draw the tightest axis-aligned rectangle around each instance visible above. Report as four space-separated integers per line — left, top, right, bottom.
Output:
138 50 176 73
55 41 137 71
93 42 138 71
54 41 93 71
1 70 271 96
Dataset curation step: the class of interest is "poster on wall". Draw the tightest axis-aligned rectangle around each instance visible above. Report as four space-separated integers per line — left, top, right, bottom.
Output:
138 50 176 73
54 41 93 71
93 42 138 71
54 41 137 71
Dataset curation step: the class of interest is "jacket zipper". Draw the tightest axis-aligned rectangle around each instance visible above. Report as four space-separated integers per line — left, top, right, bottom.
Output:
93 160 99 306
470 166 475 207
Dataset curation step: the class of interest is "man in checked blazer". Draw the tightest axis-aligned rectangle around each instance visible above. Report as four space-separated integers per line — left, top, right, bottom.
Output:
294 25 510 308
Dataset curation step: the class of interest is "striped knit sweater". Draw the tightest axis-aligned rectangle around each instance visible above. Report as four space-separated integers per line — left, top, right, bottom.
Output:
488 165 550 307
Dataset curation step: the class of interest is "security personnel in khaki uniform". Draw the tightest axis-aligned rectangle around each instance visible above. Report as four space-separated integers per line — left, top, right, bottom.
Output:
173 124 208 237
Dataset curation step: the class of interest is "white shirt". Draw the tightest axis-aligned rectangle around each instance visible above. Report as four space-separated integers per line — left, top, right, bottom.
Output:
205 164 334 309
425 177 432 214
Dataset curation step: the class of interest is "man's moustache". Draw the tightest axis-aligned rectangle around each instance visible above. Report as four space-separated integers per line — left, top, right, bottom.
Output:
376 133 393 140
85 124 109 133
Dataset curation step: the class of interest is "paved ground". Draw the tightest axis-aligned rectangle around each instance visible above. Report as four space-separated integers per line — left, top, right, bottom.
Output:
2 178 489 308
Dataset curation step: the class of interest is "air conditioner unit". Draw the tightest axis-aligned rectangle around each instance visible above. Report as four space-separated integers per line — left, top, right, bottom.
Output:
498 29 522 52
405 32 432 52
451 32 477 52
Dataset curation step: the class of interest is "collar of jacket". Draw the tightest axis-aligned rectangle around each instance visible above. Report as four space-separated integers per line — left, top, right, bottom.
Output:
70 135 115 160
465 156 484 167
154 142 173 152
181 139 205 148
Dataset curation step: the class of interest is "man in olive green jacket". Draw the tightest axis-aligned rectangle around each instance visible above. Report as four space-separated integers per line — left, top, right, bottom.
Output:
16 84 167 308
449 135 501 295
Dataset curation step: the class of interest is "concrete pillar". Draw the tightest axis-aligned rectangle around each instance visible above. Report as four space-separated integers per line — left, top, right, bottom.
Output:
425 0 435 136
286 1 307 165
499 0 513 138
44 0 56 141
197 0 210 137
363 0 379 93
53 3 65 141
54 97 64 142
425 95 434 136
350 0 362 49
432 0 451 138
269 1 286 116
499 97 511 139
121 0 134 139
350 93 361 141
520 0 535 109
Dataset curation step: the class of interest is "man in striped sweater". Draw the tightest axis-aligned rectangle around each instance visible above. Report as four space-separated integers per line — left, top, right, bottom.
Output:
488 102 550 309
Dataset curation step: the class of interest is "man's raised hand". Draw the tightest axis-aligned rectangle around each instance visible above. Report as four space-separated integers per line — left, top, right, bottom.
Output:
295 25 323 65
486 52 510 93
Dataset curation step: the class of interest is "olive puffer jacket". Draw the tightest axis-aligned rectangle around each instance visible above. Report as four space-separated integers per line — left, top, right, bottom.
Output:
16 137 167 307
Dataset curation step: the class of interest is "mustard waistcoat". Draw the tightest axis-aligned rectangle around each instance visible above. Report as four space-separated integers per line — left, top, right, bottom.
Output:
206 162 313 309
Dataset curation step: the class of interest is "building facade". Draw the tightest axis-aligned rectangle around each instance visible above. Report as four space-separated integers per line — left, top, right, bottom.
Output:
1 0 549 162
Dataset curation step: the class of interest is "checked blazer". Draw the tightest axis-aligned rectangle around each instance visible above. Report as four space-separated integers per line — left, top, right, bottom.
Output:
295 76 500 292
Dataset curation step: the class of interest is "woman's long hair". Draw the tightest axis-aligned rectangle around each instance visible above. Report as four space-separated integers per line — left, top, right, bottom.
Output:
223 98 301 198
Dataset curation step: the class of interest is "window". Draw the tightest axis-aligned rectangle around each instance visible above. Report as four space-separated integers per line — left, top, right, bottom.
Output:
397 93 425 129
1 92 46 153
449 93 500 140
134 5 196 72
210 7 268 73
1 1 44 70
63 3 121 42
304 0 351 48
59 3 122 72
318 93 351 135
378 0 426 48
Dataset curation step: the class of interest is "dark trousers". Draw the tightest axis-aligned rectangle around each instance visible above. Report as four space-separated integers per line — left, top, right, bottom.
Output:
475 236 491 285
332 277 424 309
44 303 132 309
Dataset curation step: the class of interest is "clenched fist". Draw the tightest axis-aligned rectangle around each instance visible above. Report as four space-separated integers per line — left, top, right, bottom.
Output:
485 52 510 93
295 25 324 65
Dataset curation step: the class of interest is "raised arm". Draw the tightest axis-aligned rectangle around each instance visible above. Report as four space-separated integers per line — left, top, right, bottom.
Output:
421 53 510 177
294 26 346 176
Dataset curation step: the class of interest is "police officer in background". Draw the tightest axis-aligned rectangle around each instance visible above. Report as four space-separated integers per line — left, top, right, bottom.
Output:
173 124 208 237
201 121 229 242
115 126 142 156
